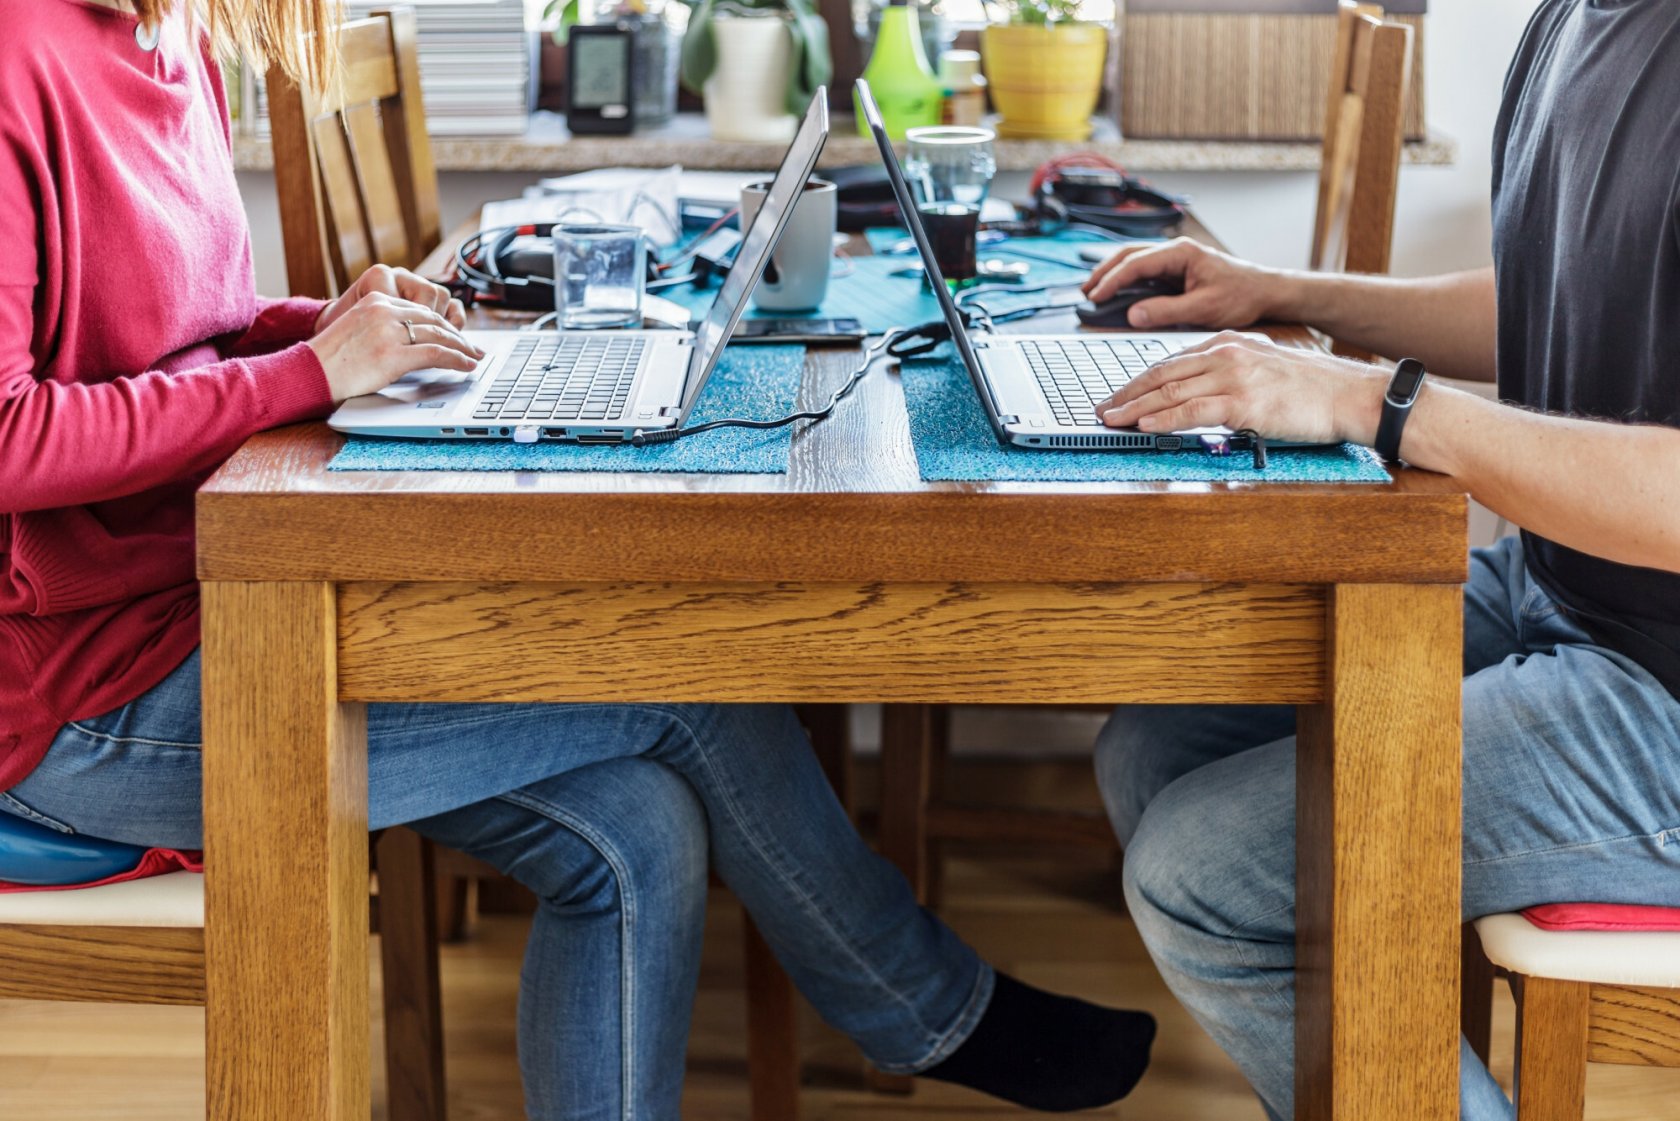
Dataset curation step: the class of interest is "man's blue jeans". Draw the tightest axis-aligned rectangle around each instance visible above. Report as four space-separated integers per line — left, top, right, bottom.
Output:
0 670 991 1121
1095 536 1680 1121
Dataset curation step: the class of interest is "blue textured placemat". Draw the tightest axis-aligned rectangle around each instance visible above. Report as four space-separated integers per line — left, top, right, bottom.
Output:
327 344 803 474
659 255 945 334
898 356 1392 484
658 231 1155 335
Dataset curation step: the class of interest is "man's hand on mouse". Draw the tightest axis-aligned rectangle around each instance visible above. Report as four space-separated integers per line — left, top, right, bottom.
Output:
1095 331 1388 446
1083 237 1283 330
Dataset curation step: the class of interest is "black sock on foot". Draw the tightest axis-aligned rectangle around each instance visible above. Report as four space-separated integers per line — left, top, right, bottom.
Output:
919 972 1157 1112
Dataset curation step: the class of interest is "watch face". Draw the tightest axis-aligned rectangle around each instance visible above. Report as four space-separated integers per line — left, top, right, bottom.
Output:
1388 358 1426 404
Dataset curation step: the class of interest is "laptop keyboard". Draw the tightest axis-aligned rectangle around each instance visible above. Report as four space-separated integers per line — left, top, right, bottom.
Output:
471 336 647 422
1020 337 1173 426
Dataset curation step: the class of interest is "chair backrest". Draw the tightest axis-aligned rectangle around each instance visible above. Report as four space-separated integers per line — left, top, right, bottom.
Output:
1311 1 1413 279
268 8 442 299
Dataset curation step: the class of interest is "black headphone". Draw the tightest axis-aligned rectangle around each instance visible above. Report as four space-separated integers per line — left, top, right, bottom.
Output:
1012 154 1186 239
448 224 563 311
448 222 732 310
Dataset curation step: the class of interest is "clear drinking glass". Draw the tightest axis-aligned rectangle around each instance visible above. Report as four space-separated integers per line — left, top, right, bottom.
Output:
904 127 996 283
553 223 646 329
903 126 997 212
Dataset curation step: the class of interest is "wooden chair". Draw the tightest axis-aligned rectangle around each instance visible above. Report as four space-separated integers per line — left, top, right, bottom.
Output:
0 828 449 1121
267 8 442 299
1310 2 1414 321
1469 913 1680 1118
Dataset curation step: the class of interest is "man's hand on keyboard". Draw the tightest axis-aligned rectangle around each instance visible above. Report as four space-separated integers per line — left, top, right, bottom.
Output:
1095 332 1388 446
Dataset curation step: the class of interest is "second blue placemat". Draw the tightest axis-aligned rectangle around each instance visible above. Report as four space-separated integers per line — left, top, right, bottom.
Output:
328 344 803 475
898 356 1392 484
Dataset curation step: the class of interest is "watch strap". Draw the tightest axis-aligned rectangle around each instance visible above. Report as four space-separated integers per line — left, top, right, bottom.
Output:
1375 358 1427 463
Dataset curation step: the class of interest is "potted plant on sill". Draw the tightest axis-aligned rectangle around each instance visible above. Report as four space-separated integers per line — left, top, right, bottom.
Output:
680 0 833 142
981 0 1107 141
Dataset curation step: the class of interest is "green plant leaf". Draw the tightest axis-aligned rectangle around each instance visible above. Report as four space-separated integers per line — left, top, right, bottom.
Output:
679 0 720 93
781 0 832 114
546 0 581 46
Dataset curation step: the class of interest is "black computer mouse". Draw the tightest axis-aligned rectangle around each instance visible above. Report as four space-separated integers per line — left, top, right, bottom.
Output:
1075 277 1186 329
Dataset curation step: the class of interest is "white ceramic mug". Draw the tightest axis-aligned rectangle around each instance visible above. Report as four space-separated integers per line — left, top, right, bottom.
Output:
739 177 837 313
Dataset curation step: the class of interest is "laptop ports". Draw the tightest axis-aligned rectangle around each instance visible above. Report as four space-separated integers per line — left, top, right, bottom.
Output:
1155 436 1183 451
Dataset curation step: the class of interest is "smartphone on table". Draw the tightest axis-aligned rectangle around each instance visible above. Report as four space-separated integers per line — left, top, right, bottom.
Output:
730 318 866 345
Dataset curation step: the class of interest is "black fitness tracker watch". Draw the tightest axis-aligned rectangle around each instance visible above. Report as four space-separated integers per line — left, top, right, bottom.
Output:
1375 358 1428 463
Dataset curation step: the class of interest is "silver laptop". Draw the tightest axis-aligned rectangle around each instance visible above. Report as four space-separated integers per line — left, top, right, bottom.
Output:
858 79 1257 451
329 91 831 445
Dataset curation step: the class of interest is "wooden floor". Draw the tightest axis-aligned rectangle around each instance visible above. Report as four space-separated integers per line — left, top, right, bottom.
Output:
4 755 1678 1120
5 853 1679 1119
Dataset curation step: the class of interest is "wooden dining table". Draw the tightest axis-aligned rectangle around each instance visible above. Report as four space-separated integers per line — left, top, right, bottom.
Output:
195 216 1467 1121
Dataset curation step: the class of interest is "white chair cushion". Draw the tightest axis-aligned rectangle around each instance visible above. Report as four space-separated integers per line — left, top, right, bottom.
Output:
1475 911 1680 988
0 872 203 929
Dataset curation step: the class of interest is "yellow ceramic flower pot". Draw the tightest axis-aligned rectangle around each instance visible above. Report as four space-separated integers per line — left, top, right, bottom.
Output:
981 22 1107 141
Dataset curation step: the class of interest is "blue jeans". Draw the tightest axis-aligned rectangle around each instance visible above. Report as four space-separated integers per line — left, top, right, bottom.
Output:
0 663 990 1121
1094 536 1680 1121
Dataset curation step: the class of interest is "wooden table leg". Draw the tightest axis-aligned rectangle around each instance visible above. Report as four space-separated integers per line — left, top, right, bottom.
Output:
1296 584 1462 1121
202 581 370 1121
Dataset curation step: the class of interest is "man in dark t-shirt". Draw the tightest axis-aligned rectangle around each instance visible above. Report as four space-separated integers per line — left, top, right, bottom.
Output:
1081 1 1680 1116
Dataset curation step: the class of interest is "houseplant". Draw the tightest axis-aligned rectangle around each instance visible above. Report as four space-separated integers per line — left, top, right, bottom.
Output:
680 0 832 141
981 0 1107 140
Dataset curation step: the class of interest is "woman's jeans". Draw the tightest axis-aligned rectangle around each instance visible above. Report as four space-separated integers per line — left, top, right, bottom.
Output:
1095 536 1680 1121
0 670 991 1121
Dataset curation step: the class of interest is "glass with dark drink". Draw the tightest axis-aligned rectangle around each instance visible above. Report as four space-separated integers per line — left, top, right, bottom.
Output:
904 126 994 288
918 203 981 282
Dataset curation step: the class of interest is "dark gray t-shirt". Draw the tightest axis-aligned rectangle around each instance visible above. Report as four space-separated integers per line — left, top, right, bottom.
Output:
1492 0 1680 696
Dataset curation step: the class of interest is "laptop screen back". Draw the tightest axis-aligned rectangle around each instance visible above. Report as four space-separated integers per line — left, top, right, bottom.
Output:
854 80 998 419
679 92 830 422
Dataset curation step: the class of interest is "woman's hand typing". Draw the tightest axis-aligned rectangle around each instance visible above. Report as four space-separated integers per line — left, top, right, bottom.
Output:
305 291 485 403
314 263 467 335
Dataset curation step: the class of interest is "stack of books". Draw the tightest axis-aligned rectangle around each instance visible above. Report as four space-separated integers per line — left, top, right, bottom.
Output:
235 0 536 139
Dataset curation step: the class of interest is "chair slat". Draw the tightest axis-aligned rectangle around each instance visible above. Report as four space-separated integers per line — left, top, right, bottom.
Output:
330 20 403 110
1312 1 1384 269
269 8 442 296
1307 4 1412 359
344 102 412 267
379 7 442 259
312 114 374 284
1341 20 1412 278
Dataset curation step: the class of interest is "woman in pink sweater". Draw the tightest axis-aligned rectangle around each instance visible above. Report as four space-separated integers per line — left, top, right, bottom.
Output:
0 1 1157 1116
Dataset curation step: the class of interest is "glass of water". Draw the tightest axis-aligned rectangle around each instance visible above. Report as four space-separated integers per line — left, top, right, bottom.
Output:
553 223 646 329
904 126 997 212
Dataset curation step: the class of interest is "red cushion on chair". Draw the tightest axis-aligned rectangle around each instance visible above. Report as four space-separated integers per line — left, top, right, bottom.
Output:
1523 902 1680 932
0 848 202 894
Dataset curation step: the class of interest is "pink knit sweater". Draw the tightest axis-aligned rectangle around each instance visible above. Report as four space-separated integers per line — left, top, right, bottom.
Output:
0 0 334 788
